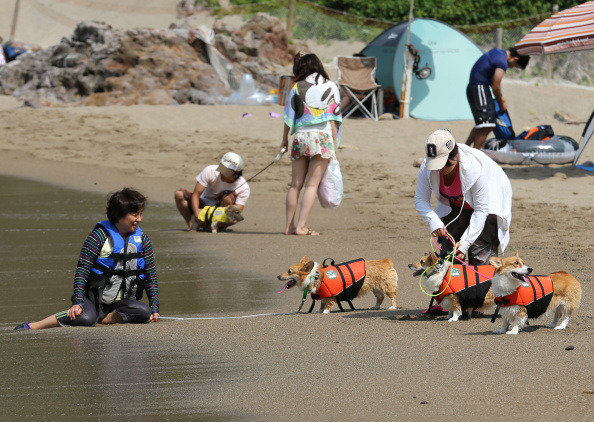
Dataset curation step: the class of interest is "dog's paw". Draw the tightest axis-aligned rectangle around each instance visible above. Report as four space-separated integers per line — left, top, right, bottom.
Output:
553 325 566 330
322 309 331 314
493 329 506 334
448 317 459 322
506 329 520 335
371 305 381 310
388 306 396 310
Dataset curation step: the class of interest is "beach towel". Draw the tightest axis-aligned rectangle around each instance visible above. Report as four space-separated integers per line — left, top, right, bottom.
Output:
576 163 594 172
283 73 342 146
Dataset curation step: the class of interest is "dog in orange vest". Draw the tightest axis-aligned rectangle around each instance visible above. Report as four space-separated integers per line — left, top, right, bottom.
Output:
489 252 582 335
409 252 495 322
278 256 398 313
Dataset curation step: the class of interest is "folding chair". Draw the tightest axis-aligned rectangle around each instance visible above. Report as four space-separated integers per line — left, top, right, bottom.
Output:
336 56 382 121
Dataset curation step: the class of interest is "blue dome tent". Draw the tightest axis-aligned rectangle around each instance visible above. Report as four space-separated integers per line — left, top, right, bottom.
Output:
360 18 483 121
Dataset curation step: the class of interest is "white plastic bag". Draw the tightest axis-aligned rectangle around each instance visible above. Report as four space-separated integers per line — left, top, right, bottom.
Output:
318 159 343 208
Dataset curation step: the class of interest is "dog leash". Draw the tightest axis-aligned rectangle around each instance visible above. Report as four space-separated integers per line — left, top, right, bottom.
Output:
430 233 493 280
158 312 297 321
233 147 287 192
430 197 493 281
417 250 456 297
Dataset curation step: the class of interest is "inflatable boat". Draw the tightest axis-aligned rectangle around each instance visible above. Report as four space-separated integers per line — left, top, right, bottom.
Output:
482 135 579 165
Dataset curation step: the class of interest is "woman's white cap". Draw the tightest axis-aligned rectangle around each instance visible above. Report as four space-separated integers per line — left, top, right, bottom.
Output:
425 129 456 170
217 152 244 177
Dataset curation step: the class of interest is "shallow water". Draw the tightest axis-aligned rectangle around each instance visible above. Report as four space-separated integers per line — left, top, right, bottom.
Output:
0 176 265 419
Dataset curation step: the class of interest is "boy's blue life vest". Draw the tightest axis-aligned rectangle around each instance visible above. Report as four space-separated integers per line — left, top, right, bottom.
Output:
494 275 553 319
88 220 145 307
436 264 494 310
493 101 515 140
309 258 366 312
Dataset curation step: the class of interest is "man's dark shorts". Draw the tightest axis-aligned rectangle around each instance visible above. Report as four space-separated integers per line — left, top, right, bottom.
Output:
467 84 496 128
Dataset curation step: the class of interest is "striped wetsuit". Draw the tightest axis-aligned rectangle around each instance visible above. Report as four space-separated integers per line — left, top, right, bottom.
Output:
55 225 159 325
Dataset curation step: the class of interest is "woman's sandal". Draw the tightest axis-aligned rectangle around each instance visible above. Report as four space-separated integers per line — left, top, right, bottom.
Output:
296 228 320 236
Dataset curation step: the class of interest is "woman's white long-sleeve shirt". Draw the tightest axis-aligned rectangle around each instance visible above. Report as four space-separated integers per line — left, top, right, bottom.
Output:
414 144 513 255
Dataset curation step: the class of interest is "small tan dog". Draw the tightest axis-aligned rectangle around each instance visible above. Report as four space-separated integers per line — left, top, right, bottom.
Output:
189 204 244 233
278 256 398 313
488 253 582 335
409 253 495 321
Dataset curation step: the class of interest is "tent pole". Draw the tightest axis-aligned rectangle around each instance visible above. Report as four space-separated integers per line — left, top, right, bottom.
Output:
400 0 414 119
10 0 20 41
287 0 296 41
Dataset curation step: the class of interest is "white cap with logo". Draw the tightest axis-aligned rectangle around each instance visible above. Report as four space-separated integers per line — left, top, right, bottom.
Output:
217 152 244 177
424 129 456 170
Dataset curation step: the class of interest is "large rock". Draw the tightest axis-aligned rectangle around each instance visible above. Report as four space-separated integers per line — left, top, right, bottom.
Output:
0 15 304 107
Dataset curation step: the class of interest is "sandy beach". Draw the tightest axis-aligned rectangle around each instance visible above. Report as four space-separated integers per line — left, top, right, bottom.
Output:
1 1 594 419
1 79 593 419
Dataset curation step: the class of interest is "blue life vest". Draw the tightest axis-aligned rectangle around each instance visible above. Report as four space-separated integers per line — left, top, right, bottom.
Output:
90 220 145 305
493 101 515 140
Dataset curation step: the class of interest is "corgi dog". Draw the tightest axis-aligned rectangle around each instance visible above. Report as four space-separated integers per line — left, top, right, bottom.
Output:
409 253 495 322
189 204 244 233
278 256 398 313
489 253 582 335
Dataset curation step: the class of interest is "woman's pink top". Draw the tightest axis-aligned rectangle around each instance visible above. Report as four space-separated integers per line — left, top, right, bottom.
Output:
439 170 473 210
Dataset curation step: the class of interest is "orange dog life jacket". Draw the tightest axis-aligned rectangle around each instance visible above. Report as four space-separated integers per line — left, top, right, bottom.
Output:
312 258 366 303
436 265 495 309
494 275 553 318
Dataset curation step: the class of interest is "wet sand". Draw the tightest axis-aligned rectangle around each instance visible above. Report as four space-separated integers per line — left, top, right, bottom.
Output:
1 82 593 420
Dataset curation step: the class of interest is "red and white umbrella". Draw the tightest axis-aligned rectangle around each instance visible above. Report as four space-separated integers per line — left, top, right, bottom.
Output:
515 1 594 55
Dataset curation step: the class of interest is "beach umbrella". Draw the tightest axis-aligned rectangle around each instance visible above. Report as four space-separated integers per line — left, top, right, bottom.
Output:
515 1 594 55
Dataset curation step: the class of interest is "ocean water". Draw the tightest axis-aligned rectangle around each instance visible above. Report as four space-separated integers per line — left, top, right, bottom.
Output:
0 176 263 419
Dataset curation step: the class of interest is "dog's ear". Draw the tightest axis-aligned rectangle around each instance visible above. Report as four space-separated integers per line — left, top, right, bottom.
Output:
489 257 503 268
301 260 315 274
514 251 520 258
299 256 309 265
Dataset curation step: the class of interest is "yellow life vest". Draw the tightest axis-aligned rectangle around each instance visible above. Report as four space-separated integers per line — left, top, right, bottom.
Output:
198 206 230 224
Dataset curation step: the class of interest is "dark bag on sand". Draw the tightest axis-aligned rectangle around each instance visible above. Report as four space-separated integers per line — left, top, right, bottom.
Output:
519 125 555 141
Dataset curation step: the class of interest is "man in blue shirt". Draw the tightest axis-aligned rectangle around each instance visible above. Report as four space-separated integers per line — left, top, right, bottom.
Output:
465 48 529 149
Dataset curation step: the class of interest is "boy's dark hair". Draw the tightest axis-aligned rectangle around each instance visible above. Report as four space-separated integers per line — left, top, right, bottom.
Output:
106 188 146 223
509 47 530 70
293 52 330 83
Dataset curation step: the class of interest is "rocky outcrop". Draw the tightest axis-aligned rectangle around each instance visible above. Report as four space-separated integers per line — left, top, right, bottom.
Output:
0 13 304 107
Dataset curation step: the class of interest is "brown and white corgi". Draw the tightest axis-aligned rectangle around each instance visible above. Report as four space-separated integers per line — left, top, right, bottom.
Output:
489 252 581 335
409 253 495 322
278 256 398 313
